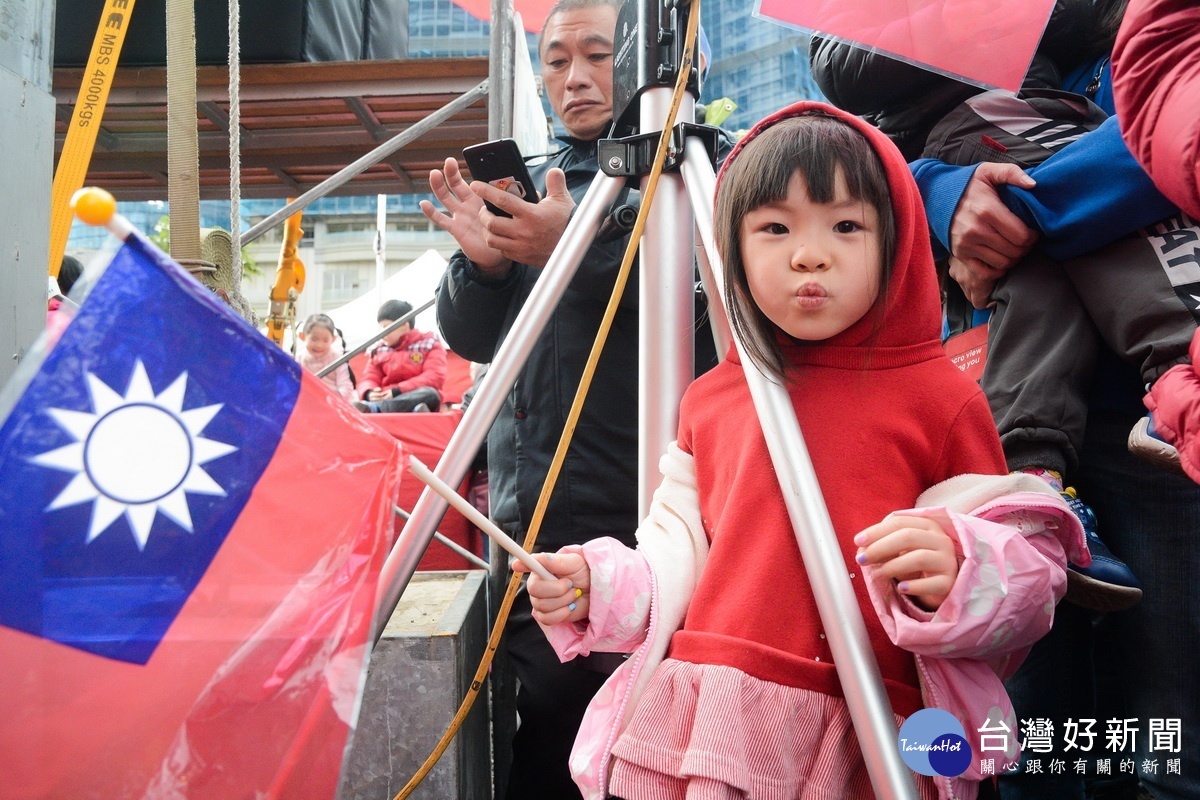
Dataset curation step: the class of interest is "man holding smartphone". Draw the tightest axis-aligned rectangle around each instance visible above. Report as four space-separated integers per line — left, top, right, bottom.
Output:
424 1 673 798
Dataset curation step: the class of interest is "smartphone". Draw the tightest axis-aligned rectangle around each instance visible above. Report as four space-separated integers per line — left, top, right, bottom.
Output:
462 138 538 218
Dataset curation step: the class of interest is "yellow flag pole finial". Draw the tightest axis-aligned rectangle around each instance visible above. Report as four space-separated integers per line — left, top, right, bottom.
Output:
70 187 116 227
70 187 133 240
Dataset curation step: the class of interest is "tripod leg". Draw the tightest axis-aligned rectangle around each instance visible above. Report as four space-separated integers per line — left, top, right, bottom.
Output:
679 140 921 800
372 170 628 640
638 87 698 518
680 138 733 359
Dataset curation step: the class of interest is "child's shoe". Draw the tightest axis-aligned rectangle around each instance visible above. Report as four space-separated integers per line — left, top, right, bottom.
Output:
1128 412 1185 476
1059 487 1143 612
1018 468 1142 612
352 400 380 413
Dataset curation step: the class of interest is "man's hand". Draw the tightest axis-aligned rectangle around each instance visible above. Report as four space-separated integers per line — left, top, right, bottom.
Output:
949 162 1039 275
948 255 1003 310
420 157 512 275
470 167 576 268
855 515 960 611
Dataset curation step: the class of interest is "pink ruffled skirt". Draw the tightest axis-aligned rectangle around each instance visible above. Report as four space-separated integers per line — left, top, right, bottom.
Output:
607 658 939 800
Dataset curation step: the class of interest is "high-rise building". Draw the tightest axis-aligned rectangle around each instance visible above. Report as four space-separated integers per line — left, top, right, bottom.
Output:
699 4 825 132
407 0 491 57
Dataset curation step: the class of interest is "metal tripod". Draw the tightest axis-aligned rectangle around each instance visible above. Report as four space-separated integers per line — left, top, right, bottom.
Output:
375 1 920 797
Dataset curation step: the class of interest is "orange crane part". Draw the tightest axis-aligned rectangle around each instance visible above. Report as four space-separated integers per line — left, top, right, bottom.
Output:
265 206 306 348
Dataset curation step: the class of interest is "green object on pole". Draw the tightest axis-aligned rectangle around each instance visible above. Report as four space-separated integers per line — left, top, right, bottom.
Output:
706 97 737 127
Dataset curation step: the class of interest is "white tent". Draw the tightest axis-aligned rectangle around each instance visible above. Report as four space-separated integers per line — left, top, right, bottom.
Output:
324 249 449 350
512 11 552 165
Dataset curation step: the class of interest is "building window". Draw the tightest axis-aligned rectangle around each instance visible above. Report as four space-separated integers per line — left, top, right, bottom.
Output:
322 267 360 304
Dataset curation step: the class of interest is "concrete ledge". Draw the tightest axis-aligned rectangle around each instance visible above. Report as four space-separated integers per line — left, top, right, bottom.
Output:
340 570 489 800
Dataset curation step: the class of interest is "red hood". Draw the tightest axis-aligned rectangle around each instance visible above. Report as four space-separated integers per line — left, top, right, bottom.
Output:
716 101 942 361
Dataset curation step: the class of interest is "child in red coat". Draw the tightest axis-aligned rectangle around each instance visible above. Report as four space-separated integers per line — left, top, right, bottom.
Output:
353 299 446 413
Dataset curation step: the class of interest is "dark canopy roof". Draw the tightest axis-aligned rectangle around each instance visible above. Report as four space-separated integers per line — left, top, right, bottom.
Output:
52 58 490 201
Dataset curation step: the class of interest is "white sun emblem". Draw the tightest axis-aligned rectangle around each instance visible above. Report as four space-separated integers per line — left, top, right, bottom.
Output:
30 360 238 549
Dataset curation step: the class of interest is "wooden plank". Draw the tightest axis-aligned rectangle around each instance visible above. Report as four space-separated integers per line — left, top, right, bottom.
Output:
51 58 491 199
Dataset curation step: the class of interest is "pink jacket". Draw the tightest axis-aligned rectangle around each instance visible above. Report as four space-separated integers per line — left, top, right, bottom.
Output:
1112 0 1200 220
298 349 356 402
1145 328 1200 483
542 444 1084 800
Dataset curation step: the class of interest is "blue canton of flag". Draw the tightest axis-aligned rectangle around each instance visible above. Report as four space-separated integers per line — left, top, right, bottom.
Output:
0 233 302 665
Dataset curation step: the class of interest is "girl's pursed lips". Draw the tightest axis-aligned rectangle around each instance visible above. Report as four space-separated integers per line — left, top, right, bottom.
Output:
793 283 829 309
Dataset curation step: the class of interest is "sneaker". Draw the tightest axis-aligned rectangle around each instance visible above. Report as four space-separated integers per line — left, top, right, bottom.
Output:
411 402 431 413
352 400 379 413
1060 487 1143 612
1128 413 1185 476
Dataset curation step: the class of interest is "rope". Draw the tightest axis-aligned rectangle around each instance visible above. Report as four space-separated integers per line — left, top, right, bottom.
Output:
228 0 242 279
391 3 703 796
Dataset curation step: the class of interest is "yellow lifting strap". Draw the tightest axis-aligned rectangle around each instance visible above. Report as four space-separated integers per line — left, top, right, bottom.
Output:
48 0 139 277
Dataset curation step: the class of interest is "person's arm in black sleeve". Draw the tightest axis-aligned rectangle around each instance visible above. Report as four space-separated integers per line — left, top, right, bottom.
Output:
810 35 980 161
436 250 523 364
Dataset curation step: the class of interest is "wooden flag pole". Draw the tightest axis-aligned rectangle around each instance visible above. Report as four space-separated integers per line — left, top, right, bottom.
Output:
406 456 555 582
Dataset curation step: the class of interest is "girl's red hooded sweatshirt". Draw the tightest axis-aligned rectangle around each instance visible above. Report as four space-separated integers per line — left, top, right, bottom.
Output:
674 101 1009 715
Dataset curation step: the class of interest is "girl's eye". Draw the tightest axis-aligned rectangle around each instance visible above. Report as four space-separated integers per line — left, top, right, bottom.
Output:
762 222 788 235
834 220 861 234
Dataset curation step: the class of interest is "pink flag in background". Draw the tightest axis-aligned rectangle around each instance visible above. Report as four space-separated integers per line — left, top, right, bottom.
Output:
449 0 557 32
758 0 1056 92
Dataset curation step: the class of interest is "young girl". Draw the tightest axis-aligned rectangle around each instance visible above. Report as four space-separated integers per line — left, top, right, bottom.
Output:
296 314 356 401
515 102 1088 800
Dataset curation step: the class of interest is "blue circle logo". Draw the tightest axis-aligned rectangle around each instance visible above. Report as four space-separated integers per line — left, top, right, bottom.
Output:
897 708 972 777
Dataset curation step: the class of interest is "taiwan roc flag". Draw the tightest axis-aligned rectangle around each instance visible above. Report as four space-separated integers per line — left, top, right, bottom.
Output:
0 231 404 798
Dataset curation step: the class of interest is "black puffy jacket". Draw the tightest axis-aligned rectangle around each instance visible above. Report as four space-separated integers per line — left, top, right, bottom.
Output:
437 134 726 549
437 137 642 550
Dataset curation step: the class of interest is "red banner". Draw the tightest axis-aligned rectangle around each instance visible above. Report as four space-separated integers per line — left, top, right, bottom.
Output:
758 0 1056 92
